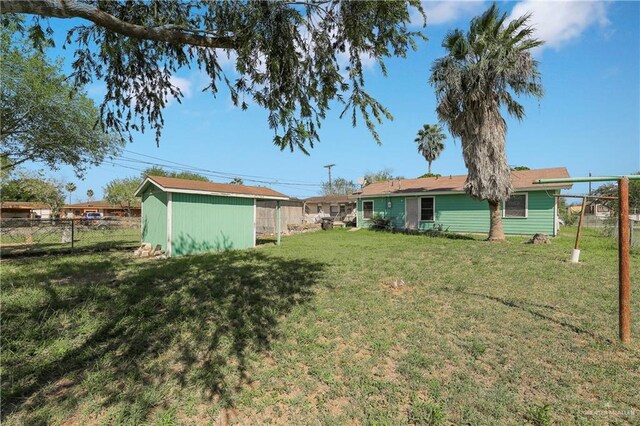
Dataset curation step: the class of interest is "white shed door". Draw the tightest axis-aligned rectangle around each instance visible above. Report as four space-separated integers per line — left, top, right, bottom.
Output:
405 197 419 229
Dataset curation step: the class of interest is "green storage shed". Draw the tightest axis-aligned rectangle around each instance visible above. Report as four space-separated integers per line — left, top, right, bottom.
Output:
135 175 289 257
354 168 572 236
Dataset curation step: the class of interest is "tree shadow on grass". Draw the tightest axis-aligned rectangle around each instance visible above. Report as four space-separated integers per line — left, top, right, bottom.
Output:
459 290 612 343
2 250 326 423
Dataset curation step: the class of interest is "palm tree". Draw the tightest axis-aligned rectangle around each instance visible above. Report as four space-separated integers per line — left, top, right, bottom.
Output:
230 177 244 185
86 189 94 201
430 4 543 241
414 124 446 175
65 182 77 204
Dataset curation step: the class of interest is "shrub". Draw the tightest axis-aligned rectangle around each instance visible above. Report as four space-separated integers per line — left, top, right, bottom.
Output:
370 214 392 230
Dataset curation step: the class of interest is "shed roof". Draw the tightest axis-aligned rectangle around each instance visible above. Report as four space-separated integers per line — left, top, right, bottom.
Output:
136 175 289 200
355 167 572 197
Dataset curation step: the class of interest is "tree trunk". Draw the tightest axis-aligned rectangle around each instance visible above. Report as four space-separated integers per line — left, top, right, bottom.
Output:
428 161 432 175
488 200 505 241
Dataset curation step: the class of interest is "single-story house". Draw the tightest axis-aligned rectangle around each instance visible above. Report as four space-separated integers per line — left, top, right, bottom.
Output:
134 175 289 257
304 195 356 220
585 201 611 217
353 167 572 236
62 201 141 218
0 201 51 219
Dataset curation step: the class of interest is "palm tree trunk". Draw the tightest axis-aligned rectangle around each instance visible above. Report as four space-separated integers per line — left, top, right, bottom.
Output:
488 200 505 241
428 161 432 175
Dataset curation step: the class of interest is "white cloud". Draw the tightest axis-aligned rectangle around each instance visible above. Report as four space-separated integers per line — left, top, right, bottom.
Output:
410 1 486 26
508 1 610 52
169 75 193 99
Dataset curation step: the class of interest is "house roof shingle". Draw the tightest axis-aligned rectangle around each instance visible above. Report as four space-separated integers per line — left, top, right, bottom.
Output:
63 200 140 209
355 167 572 197
303 195 355 204
0 201 50 210
141 176 289 200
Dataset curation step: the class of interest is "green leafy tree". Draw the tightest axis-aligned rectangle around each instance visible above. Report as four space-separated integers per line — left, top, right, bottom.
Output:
430 4 543 241
417 173 442 179
2 1 426 152
511 166 530 171
86 189 94 201
414 124 446 175
230 177 244 185
104 177 140 216
321 177 357 195
65 182 77 204
592 173 640 213
141 167 209 182
363 169 404 185
0 170 65 214
0 19 124 178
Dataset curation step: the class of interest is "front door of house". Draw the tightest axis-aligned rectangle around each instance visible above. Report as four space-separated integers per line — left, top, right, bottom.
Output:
405 197 418 229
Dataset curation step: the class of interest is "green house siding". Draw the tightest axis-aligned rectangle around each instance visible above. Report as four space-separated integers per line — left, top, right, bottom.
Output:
357 197 406 229
358 191 557 235
141 189 167 249
171 193 255 256
503 191 557 235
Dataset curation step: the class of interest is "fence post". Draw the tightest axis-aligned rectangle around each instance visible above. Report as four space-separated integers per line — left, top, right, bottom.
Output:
618 177 630 344
71 219 75 250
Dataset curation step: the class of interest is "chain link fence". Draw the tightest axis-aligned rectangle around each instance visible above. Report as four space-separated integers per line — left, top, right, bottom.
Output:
0 218 141 257
574 214 640 247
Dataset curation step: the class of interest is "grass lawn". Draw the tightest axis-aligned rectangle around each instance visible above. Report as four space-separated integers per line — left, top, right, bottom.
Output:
2 227 639 425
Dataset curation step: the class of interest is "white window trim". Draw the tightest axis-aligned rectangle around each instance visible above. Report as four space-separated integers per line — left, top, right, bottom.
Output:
503 192 528 219
419 196 436 222
362 199 374 220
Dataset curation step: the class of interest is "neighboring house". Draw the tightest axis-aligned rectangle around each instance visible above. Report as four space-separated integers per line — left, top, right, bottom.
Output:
134 175 289 257
256 198 304 234
0 201 51 219
353 167 572 236
62 201 141 218
585 201 611 218
304 195 356 221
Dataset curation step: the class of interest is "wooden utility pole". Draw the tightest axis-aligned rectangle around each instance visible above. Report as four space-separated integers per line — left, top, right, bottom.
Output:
324 163 335 192
619 177 630 343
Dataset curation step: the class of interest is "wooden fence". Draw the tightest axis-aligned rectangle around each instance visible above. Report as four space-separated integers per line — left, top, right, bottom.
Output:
255 200 305 234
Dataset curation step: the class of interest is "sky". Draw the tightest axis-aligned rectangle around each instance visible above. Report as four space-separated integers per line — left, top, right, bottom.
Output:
22 0 640 201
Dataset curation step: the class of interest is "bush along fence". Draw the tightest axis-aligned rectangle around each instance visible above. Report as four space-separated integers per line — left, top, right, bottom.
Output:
0 218 141 257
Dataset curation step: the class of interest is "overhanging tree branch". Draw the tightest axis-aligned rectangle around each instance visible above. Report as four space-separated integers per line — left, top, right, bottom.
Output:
0 0 238 49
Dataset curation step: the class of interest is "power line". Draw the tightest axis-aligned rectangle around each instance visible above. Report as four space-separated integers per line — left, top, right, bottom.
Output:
121 149 323 187
103 159 321 197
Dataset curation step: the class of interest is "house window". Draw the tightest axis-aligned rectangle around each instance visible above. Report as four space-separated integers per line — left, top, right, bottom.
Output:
317 205 322 214
420 197 434 221
330 205 339 216
504 194 527 218
362 201 374 219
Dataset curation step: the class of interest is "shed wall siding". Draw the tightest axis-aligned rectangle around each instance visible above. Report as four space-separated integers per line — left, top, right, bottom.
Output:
358 191 556 235
141 189 167 250
171 193 254 256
